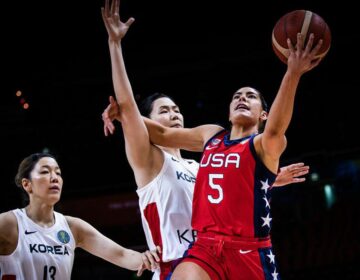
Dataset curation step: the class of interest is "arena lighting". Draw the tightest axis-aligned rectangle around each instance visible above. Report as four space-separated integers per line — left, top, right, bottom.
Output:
324 184 336 209
310 172 319 182
15 89 30 110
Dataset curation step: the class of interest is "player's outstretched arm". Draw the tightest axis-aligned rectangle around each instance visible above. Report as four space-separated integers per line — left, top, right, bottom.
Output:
273 162 310 187
66 216 160 273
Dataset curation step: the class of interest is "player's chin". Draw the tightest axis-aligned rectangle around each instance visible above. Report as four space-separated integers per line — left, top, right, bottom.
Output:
47 193 62 204
231 110 251 120
171 124 183 128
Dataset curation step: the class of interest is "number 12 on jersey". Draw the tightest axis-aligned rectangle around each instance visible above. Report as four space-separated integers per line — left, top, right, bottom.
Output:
43 265 56 280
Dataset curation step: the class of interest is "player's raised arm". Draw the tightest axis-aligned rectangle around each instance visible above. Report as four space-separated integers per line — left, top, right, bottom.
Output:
143 117 223 152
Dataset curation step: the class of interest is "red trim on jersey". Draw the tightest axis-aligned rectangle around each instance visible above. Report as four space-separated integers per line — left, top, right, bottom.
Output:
143 202 163 253
144 203 174 279
2 276 16 280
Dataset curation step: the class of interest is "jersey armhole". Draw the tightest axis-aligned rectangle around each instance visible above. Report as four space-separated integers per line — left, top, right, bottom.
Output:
202 129 227 151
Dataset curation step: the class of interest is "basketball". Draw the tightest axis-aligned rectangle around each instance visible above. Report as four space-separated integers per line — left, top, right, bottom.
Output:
272 10 331 64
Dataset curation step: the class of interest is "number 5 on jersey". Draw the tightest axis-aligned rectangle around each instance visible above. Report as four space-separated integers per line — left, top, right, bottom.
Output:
208 174 224 204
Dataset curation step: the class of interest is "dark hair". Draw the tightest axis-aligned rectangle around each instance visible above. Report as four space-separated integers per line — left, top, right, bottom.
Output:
139 92 177 117
259 92 268 113
15 152 57 204
240 88 269 133
257 89 268 133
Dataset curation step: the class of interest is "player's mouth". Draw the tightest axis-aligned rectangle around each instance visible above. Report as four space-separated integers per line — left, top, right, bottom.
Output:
171 124 182 128
49 185 61 191
235 103 249 111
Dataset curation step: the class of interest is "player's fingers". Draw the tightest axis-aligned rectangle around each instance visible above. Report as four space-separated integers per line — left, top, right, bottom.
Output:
104 124 109 136
102 112 110 136
144 250 158 268
114 0 120 16
101 109 107 120
110 0 117 16
156 245 162 254
292 178 306 183
137 267 145 277
289 163 309 172
292 166 309 174
287 38 295 52
107 122 115 134
296 33 304 52
104 0 110 17
304 33 315 53
150 250 161 263
125 17 135 27
141 252 152 270
311 38 323 56
293 170 309 177
290 162 305 168
103 118 115 134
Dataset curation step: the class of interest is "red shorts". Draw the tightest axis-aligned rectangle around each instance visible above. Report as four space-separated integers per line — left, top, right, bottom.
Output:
160 259 182 280
181 232 280 280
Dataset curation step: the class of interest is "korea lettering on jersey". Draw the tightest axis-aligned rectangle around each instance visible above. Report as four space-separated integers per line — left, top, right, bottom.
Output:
27 230 71 256
0 209 75 280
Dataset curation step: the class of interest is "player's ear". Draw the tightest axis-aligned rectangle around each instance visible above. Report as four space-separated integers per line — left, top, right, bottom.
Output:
22 178 32 194
260 111 268 121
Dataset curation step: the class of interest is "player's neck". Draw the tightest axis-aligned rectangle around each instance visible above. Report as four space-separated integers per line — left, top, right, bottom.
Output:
25 204 55 228
161 147 182 160
230 126 258 140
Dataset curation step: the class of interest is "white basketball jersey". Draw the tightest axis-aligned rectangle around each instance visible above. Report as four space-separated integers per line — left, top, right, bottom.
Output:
0 208 75 280
137 151 198 279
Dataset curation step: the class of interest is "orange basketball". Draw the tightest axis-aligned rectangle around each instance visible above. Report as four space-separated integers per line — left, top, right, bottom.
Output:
272 10 331 64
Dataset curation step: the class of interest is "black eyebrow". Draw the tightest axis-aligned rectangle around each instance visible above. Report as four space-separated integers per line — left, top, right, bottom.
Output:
40 165 61 171
233 91 259 97
159 105 179 110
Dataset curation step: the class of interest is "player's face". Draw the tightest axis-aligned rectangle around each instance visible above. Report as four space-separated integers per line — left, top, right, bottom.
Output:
25 157 63 205
229 87 267 126
149 97 184 128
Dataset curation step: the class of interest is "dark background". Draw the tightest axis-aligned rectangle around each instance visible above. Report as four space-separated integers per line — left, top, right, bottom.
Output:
1 0 359 279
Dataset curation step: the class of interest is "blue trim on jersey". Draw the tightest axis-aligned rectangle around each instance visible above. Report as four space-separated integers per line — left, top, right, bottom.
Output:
223 133 255 146
259 247 281 280
202 129 227 152
249 135 277 237
248 135 277 177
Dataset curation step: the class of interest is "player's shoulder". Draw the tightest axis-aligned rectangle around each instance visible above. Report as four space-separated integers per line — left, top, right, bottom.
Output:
64 215 81 226
65 215 92 232
0 210 17 238
198 124 224 139
0 210 17 225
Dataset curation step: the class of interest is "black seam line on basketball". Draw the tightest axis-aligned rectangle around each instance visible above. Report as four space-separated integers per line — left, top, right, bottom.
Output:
25 230 37 235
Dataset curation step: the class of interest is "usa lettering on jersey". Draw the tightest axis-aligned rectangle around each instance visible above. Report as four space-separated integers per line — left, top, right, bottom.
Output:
200 153 240 168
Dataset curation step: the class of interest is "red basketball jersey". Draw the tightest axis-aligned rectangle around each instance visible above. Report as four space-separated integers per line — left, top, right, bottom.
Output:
192 130 277 238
